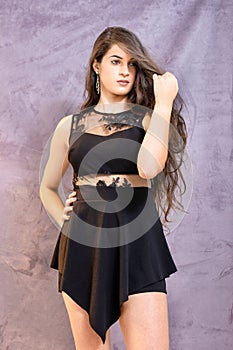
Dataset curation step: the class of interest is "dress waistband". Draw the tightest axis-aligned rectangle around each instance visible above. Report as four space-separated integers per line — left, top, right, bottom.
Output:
73 173 152 188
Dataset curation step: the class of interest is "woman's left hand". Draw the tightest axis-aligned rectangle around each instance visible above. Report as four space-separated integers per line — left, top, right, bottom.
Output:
153 72 179 109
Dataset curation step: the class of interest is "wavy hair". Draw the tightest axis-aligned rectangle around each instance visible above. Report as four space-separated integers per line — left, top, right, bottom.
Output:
80 26 188 232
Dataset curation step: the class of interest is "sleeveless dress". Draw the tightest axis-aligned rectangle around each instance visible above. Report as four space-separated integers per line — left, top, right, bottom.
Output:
50 104 177 344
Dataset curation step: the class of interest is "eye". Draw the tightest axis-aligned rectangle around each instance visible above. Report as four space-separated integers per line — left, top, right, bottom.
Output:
111 59 120 65
128 61 136 67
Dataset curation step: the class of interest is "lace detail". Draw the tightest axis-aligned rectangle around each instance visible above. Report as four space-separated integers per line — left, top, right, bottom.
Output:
69 104 149 145
72 172 152 188
96 111 140 133
96 176 132 188
68 104 152 188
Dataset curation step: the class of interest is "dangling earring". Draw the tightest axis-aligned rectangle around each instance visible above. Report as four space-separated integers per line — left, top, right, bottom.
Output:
96 71 100 94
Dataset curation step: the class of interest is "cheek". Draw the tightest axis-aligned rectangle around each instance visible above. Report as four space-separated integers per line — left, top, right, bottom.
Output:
128 68 136 82
100 67 117 84
132 68 137 79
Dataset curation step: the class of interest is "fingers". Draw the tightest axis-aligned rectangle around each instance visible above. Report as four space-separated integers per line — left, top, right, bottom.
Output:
62 213 71 222
63 191 77 222
153 71 174 78
64 204 74 214
68 191 76 198
65 196 77 206
153 71 178 90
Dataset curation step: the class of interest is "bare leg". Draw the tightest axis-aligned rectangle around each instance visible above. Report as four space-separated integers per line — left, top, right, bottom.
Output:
119 292 169 350
62 291 112 350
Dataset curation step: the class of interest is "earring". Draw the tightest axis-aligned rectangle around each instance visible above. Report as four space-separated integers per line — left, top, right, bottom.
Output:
96 71 100 94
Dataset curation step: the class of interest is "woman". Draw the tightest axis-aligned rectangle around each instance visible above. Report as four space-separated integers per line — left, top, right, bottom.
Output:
40 26 187 350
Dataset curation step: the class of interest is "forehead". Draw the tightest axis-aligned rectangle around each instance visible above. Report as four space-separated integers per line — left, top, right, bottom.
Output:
104 44 132 60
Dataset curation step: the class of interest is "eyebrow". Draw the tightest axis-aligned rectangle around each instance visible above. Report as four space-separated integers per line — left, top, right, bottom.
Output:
109 54 134 62
109 55 123 59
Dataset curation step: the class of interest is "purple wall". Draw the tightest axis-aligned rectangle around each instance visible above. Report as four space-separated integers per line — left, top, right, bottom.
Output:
1 1 232 349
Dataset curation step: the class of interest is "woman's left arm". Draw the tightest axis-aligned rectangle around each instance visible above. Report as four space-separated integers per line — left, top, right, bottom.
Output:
137 72 179 179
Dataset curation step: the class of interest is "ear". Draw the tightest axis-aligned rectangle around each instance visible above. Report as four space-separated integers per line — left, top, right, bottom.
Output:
92 59 100 73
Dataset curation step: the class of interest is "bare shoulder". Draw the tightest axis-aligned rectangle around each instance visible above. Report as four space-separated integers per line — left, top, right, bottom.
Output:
141 112 151 132
53 114 73 148
55 114 73 130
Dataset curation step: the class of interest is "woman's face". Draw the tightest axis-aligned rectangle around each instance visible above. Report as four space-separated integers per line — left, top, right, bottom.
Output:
93 44 137 99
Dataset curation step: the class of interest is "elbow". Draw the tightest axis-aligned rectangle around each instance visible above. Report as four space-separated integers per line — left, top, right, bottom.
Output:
138 166 148 179
39 182 50 202
137 164 165 179
137 150 167 179
40 180 58 197
39 184 46 203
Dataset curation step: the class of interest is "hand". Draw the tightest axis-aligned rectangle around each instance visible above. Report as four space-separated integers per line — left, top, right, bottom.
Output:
153 72 179 109
62 191 77 223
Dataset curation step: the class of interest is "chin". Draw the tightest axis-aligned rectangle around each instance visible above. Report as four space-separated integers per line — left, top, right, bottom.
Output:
113 88 132 96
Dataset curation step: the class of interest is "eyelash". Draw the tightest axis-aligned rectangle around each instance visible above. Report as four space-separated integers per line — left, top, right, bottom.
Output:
111 60 135 67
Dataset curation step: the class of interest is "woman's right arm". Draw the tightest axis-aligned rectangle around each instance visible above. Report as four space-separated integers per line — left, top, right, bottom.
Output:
39 115 75 228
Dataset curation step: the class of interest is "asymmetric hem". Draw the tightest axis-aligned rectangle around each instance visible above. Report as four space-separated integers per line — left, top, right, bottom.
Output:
49 105 178 344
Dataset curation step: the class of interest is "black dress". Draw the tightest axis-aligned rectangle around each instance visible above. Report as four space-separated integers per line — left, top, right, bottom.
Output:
50 104 177 344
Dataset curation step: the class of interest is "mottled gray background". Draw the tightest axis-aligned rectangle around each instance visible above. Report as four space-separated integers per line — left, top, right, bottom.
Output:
0 0 232 349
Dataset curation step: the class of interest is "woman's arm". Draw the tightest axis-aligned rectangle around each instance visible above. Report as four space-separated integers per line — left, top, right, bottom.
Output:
137 72 178 179
39 115 73 228
137 104 172 179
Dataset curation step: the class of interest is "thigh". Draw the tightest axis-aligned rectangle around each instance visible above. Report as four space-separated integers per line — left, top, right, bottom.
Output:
119 288 169 350
62 291 112 350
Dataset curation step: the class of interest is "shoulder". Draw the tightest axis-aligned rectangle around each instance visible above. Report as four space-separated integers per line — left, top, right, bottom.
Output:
131 104 151 132
53 114 73 148
56 114 73 129
141 112 151 132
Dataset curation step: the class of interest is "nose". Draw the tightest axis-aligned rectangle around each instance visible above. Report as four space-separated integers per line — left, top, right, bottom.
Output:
120 64 129 76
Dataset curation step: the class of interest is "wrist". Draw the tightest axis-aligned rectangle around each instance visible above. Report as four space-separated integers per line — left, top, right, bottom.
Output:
154 102 173 112
152 104 172 120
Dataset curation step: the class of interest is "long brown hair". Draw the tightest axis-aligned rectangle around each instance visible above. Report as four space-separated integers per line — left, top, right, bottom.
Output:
81 26 188 232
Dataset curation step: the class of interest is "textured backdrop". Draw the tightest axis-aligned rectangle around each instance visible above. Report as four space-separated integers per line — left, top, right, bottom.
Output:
0 1 232 349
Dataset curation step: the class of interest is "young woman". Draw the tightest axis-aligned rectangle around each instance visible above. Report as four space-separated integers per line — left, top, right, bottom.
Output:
40 26 187 350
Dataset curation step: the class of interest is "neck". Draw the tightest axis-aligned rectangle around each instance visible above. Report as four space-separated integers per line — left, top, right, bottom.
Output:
96 93 130 113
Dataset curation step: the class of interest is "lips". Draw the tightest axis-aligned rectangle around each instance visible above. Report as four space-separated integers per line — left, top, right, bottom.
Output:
117 79 129 86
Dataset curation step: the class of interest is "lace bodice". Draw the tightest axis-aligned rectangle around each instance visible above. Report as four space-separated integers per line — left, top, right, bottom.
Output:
68 104 153 188
69 104 147 140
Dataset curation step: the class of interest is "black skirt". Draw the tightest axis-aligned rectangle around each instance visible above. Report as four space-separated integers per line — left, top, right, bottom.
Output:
50 185 177 344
